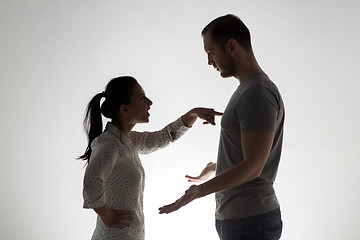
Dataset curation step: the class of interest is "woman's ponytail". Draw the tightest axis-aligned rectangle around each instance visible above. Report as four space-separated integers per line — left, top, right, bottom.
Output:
78 92 105 163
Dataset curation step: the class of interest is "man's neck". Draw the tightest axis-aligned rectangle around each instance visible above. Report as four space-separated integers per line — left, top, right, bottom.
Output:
235 55 264 84
236 68 264 84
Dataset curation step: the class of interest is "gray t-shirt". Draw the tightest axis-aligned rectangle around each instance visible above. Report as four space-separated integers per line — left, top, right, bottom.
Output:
215 73 285 219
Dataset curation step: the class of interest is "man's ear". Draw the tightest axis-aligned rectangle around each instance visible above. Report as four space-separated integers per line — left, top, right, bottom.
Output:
226 39 238 55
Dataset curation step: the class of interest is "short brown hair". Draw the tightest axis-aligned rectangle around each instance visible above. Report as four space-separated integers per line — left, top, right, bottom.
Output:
202 14 252 51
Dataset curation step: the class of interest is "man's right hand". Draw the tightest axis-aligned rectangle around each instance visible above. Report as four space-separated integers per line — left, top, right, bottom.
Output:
185 162 216 182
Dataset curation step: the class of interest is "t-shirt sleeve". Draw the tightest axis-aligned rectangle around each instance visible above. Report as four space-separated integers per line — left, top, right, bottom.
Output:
236 86 279 131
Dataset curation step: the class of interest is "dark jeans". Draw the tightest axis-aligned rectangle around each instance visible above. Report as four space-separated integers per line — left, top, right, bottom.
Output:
216 208 282 240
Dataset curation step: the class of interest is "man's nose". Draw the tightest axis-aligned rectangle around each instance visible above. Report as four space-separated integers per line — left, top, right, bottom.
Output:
147 98 153 106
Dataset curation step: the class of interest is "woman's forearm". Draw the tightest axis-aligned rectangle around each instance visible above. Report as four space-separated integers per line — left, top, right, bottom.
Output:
181 108 199 127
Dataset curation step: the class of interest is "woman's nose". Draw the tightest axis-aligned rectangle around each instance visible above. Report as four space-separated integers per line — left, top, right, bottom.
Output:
208 55 214 65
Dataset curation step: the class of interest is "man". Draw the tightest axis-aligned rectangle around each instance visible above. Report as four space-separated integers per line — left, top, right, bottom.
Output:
159 14 285 240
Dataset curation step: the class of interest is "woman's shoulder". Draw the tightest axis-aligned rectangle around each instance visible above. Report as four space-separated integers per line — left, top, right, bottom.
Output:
91 131 121 151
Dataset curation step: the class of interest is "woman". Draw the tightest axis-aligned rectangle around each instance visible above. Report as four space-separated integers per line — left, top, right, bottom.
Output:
79 76 222 240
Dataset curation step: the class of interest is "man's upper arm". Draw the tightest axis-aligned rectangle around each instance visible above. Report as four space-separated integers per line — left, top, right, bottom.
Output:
241 130 275 176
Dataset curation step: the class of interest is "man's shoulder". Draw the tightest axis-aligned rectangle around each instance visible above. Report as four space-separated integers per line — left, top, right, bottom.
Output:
242 73 274 88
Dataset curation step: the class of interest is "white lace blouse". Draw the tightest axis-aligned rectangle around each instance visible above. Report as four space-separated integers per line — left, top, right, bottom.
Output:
83 117 189 240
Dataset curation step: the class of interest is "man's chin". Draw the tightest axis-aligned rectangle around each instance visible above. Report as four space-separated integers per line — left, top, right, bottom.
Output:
220 71 232 78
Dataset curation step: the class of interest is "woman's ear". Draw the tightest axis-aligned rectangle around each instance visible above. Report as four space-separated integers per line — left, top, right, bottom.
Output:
119 104 129 116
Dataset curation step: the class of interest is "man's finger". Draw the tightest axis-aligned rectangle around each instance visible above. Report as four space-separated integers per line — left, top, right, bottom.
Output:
159 204 176 214
185 175 199 179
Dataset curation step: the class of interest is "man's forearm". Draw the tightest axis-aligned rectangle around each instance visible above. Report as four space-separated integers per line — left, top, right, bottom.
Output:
197 160 261 198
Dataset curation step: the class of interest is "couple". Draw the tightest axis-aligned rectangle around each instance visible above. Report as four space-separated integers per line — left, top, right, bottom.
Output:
80 14 285 240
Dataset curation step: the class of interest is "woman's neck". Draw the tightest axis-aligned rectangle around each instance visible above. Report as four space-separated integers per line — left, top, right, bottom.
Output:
111 119 134 137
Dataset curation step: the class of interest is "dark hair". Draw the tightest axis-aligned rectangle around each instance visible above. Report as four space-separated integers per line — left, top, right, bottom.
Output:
78 76 138 163
201 14 252 51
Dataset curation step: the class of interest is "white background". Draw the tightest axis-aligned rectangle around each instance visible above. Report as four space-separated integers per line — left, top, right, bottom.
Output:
1 0 359 239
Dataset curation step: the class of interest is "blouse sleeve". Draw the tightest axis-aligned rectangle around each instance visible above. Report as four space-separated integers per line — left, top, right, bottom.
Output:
130 117 190 155
83 136 119 209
